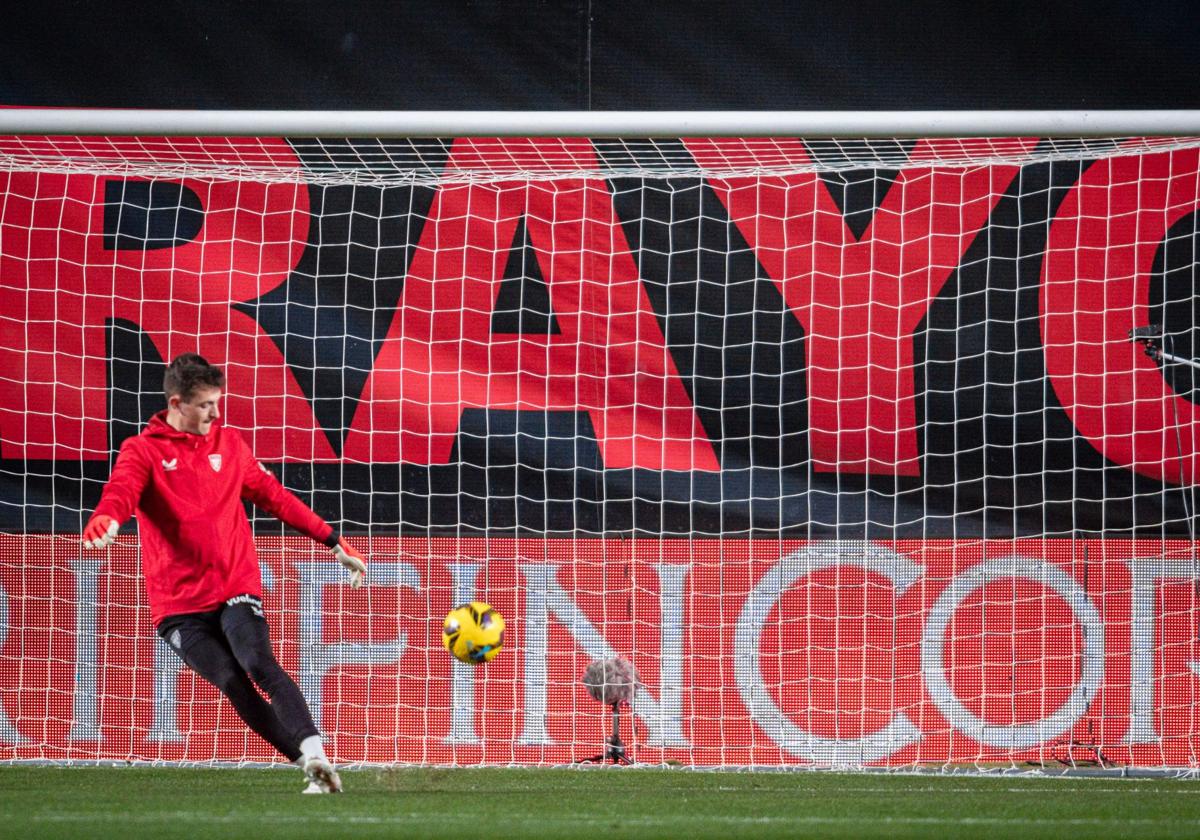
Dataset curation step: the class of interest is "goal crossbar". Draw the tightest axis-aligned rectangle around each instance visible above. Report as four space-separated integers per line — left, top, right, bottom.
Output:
1 108 1199 137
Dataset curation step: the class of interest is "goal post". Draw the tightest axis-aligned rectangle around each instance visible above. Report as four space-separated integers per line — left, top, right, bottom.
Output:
2 111 1200 771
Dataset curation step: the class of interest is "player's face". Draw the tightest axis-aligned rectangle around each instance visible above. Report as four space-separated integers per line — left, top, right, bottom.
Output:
171 386 222 435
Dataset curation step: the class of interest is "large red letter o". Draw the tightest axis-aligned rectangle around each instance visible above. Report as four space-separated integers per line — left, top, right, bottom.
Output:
1042 147 1200 484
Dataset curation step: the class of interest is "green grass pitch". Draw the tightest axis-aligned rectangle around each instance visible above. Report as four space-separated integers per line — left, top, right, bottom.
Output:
2 765 1200 839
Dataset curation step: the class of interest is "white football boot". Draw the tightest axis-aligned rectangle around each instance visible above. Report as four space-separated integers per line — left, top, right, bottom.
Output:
303 755 344 794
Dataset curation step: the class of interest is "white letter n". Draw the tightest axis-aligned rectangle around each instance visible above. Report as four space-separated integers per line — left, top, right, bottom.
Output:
517 562 690 747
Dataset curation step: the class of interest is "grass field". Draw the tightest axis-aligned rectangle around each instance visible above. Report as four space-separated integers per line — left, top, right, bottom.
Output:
3 765 1200 839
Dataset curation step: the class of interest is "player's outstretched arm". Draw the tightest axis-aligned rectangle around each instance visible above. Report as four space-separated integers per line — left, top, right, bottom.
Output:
82 439 151 549
238 438 367 587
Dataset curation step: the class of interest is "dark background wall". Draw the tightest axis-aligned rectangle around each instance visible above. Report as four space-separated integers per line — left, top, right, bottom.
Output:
1 0 1196 110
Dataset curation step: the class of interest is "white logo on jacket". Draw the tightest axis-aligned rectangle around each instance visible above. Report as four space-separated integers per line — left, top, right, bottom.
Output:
209 454 222 472
161 458 178 471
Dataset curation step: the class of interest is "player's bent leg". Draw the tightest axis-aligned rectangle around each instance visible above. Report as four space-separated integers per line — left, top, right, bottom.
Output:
157 611 302 762
220 596 321 743
220 596 342 793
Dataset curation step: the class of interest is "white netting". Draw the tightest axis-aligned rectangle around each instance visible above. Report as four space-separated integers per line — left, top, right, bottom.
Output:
0 134 1197 184
2 133 1200 771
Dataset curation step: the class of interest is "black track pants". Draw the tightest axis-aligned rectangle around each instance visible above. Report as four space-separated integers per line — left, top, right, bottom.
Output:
157 595 319 761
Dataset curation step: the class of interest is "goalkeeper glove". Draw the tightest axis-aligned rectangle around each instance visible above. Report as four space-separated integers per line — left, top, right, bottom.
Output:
331 536 367 588
82 514 119 549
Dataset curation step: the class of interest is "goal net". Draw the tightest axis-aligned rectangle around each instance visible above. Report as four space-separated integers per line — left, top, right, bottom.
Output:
2 129 1200 770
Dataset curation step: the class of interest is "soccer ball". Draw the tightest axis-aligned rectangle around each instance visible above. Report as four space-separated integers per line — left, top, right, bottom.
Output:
442 602 505 664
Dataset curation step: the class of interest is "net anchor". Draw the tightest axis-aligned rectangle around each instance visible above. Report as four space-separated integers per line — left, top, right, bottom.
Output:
1130 325 1200 371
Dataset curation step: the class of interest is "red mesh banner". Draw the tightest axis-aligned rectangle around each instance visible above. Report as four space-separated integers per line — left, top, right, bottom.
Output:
2 535 1198 767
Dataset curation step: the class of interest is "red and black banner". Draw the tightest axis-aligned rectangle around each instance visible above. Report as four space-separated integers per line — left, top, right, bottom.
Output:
1 137 1199 537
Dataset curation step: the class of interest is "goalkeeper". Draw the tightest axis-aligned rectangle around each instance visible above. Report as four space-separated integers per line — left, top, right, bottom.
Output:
81 353 366 794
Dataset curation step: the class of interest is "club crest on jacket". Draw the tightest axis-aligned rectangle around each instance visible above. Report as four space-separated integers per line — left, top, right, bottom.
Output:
209 454 222 472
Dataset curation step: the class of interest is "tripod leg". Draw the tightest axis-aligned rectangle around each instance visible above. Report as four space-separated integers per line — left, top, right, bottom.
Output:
608 702 634 765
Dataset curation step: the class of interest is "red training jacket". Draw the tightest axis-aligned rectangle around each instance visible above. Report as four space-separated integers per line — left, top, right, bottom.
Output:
92 411 334 624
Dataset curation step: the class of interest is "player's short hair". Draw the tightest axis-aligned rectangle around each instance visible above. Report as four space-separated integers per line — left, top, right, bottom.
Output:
163 353 226 400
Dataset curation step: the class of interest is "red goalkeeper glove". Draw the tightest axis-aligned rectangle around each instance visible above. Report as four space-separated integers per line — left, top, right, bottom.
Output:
330 536 367 588
82 514 119 549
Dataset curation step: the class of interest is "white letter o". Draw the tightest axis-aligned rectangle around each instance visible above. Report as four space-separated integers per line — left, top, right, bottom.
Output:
921 556 1104 749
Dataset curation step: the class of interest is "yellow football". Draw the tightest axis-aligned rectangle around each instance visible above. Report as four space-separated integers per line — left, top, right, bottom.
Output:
442 602 505 664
